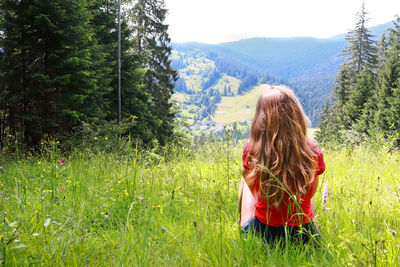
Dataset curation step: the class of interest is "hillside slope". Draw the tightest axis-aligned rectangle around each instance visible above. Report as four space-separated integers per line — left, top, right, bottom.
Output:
172 21 394 127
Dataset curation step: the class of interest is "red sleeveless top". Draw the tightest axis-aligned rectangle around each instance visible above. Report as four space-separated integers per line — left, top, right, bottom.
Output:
242 142 325 226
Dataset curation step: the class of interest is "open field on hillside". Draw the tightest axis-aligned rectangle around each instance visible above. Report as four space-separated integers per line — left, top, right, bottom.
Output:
1 140 399 265
211 74 241 95
213 84 270 124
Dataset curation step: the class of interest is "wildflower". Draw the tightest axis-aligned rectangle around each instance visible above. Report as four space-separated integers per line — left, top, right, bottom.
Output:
161 227 166 232
124 189 129 196
157 205 160 209
94 137 98 140
105 137 108 140
56 159 63 168
152 205 156 209
38 161 42 165
392 231 396 237
322 181 329 211
60 186 66 191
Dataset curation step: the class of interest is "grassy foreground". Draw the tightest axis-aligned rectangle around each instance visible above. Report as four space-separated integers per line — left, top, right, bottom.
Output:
1 140 399 266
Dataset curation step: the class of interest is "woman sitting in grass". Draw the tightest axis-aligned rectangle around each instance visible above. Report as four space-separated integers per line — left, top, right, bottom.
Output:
238 86 325 244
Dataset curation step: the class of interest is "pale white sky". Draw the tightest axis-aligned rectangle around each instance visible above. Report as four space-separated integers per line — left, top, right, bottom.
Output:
165 0 400 44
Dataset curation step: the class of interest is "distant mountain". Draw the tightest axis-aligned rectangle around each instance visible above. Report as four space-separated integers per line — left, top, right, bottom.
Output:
172 21 394 126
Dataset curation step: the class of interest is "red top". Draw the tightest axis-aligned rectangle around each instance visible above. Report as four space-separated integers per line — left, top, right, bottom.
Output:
242 142 325 226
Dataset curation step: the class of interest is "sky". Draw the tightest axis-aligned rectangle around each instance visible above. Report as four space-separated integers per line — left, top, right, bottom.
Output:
164 0 400 44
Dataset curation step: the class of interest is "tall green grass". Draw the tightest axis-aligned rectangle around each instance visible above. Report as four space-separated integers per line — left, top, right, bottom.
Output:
1 140 399 266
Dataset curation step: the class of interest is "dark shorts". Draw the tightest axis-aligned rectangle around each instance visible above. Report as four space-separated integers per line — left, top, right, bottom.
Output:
242 216 320 244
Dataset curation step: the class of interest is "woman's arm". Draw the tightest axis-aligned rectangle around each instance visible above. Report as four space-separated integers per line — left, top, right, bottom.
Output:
238 176 256 226
311 175 319 215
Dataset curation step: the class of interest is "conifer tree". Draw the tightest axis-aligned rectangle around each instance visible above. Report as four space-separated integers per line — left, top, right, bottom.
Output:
344 67 375 127
340 2 377 129
318 2 377 143
341 2 377 78
332 61 352 114
0 0 106 146
91 0 156 142
130 0 177 145
374 17 400 139
316 101 342 144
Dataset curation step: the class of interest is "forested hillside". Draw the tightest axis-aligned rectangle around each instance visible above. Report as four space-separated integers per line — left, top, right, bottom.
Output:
171 43 283 128
172 22 393 126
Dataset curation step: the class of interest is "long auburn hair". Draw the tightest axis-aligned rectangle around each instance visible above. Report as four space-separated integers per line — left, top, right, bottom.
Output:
245 86 317 207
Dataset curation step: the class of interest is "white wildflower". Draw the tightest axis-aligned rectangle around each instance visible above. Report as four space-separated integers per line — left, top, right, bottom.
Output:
322 181 329 211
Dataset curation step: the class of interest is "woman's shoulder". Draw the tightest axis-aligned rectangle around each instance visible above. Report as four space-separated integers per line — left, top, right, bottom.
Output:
309 141 323 155
243 142 250 153
308 141 325 175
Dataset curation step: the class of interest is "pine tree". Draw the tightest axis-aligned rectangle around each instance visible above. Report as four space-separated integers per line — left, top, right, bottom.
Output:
130 0 177 145
341 2 377 78
318 2 377 144
316 101 342 145
0 0 106 146
344 67 375 127
332 61 352 113
339 1 377 129
374 18 400 139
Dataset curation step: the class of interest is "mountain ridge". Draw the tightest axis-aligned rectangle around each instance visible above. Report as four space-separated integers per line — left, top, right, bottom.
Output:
171 21 394 127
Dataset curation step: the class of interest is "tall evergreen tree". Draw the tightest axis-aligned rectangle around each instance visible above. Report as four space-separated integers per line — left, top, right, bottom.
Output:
332 61 352 115
130 0 177 145
316 100 342 144
318 2 377 143
344 67 375 126
340 1 377 128
341 2 377 78
374 17 400 139
0 0 108 146
91 0 155 142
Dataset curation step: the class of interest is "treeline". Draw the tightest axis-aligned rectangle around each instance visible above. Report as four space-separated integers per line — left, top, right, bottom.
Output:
317 4 400 147
0 0 176 149
186 88 221 121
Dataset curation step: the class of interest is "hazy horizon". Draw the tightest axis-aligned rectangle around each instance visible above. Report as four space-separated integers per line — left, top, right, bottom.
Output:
165 0 400 44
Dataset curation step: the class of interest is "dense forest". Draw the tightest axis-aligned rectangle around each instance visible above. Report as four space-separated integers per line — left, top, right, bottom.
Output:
317 4 400 148
0 0 177 149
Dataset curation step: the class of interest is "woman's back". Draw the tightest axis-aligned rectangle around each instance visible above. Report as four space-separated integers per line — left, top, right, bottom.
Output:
239 86 325 243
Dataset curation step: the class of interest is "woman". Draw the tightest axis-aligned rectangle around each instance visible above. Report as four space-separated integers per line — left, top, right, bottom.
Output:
238 86 325 243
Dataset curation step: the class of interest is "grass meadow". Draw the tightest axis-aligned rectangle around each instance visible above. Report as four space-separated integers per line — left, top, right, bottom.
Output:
214 84 270 124
1 138 400 266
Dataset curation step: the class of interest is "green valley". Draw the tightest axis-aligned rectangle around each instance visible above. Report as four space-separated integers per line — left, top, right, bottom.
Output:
214 84 269 124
